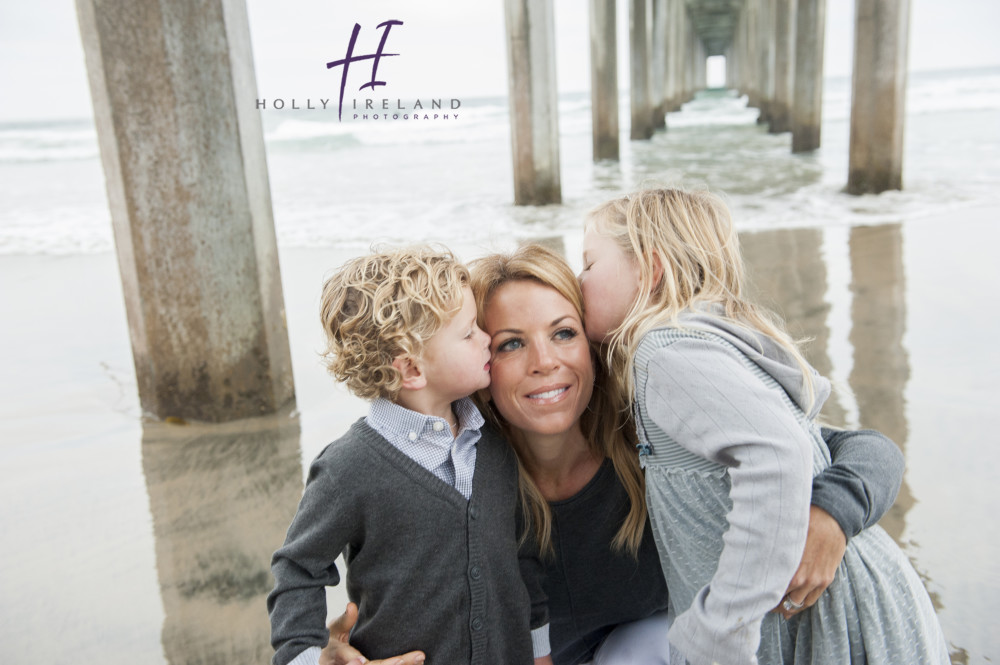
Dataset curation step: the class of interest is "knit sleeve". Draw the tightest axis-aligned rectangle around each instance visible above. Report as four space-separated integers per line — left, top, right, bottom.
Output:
643 337 813 665
812 427 905 538
267 446 359 665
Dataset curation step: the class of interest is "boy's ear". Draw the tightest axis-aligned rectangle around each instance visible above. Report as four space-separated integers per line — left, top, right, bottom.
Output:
392 354 427 391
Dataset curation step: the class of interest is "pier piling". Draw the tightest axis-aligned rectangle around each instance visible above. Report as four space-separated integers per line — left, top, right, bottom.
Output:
76 0 295 422
847 0 912 194
791 0 826 152
590 0 620 160
630 0 655 140
504 0 562 204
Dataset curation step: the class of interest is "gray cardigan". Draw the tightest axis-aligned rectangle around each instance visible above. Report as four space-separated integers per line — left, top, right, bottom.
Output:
268 419 545 665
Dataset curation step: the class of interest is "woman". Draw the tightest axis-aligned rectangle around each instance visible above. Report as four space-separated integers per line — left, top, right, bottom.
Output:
324 244 905 665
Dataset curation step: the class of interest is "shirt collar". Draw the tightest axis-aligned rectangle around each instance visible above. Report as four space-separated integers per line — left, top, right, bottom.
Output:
369 396 484 437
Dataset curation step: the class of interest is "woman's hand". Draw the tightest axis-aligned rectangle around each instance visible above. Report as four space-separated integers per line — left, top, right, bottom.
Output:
320 603 426 665
774 505 847 619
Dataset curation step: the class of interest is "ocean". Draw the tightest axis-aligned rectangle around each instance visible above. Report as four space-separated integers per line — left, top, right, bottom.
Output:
1 67 998 256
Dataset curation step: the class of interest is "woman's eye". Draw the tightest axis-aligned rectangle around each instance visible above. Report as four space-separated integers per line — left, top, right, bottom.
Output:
554 327 578 341
496 338 523 353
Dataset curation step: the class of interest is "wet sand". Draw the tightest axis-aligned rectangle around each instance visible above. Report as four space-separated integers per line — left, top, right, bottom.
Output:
1 206 997 664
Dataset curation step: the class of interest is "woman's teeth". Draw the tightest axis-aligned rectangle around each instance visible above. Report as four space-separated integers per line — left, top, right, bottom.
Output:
529 387 568 400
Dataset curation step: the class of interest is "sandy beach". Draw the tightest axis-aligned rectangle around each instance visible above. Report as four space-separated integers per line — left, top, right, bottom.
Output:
1 203 998 664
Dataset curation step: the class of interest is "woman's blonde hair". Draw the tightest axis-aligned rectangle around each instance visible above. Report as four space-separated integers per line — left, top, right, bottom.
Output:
469 243 646 558
319 245 469 400
588 188 817 414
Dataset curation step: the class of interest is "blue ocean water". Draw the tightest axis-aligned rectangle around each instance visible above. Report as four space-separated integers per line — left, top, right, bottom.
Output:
1 67 997 255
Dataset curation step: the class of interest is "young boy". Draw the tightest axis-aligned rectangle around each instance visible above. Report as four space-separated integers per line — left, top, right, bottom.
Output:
267 247 551 665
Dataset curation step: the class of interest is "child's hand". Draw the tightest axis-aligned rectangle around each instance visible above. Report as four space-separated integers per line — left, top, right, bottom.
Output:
774 505 847 619
321 603 426 665
533 655 555 665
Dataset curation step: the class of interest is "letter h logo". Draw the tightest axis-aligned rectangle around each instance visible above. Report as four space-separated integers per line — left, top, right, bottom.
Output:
327 20 403 121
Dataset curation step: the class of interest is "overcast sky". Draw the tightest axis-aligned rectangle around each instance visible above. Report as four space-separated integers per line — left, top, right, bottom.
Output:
0 0 998 122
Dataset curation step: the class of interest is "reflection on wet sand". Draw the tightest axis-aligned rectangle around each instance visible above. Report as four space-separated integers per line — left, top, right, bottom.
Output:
141 410 303 664
847 224 914 543
741 227 848 426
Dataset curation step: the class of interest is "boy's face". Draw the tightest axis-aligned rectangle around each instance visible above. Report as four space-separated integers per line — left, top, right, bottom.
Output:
419 286 493 403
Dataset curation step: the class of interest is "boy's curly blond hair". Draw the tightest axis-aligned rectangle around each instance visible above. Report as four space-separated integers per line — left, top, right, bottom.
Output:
320 246 470 400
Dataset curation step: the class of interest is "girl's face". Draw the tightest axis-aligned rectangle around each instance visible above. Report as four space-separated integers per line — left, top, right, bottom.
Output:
483 280 595 439
580 226 642 343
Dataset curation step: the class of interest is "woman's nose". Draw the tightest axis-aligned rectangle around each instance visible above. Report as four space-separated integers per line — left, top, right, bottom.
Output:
530 342 558 373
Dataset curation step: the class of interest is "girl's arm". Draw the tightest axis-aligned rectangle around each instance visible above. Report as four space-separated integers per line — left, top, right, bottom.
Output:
778 428 906 616
644 337 813 665
813 427 905 538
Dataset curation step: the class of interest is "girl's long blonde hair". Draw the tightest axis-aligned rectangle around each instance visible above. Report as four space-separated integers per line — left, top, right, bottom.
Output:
588 188 817 415
469 244 647 559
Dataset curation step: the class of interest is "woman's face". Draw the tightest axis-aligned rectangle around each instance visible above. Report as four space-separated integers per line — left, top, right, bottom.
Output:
483 280 595 438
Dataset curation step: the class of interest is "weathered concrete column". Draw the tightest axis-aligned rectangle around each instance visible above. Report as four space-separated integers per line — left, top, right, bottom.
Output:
757 0 775 125
847 0 912 194
504 0 562 204
663 0 678 112
791 0 826 152
770 0 796 133
666 0 683 111
651 0 668 128
76 0 295 422
630 0 654 140
590 0 620 160
743 0 761 110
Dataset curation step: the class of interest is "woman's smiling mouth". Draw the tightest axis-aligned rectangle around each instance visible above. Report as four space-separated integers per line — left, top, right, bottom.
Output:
527 386 569 402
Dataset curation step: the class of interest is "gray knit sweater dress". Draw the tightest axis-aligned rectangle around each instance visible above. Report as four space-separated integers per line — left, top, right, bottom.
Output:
633 312 950 665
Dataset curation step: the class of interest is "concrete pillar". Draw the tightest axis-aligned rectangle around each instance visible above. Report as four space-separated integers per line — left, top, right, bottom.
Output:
590 0 620 160
757 0 775 125
770 0 796 133
504 0 562 204
667 0 684 111
674 0 691 111
663 0 678 112
744 0 761 110
791 0 826 152
76 0 295 423
630 0 654 140
847 0 912 194
651 0 668 128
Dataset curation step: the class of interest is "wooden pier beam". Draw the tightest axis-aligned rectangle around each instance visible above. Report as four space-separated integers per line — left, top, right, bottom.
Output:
630 0 654 140
770 0 795 133
504 0 562 204
791 0 826 152
76 0 295 422
847 0 912 194
589 0 620 160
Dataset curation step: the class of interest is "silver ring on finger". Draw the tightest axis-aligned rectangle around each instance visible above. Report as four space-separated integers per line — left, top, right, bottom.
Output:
782 597 805 612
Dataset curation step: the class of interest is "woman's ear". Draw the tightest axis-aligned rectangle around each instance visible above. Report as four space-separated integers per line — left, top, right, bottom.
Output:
649 251 664 288
392 354 427 391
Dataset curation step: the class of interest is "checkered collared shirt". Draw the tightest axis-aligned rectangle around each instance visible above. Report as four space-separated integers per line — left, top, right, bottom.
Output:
365 397 483 500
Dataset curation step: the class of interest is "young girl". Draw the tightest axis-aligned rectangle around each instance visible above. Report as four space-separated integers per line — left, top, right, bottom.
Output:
579 188 949 665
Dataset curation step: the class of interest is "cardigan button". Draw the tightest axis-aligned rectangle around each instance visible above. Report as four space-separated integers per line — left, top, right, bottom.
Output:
469 506 479 519
471 617 484 631
470 565 482 580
